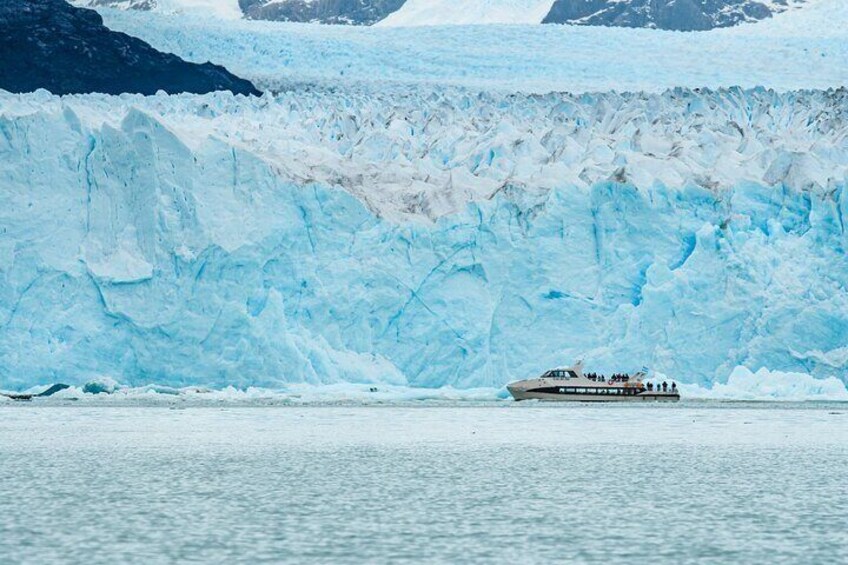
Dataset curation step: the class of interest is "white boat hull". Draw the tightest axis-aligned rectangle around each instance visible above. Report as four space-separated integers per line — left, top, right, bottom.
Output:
508 388 680 402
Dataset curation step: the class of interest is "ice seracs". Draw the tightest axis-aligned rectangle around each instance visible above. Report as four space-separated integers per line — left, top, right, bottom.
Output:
5 86 843 222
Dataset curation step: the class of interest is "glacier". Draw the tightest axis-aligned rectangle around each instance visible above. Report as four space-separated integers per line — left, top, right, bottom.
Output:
1 87 847 392
94 5 848 93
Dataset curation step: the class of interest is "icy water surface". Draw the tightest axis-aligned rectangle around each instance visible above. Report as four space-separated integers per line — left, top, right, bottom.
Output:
1 404 846 564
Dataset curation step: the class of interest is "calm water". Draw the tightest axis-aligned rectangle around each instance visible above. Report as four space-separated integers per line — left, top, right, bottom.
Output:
1 404 846 564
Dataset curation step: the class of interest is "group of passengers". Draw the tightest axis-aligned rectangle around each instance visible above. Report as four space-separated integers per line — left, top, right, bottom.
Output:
585 372 631 382
584 372 679 394
645 381 677 393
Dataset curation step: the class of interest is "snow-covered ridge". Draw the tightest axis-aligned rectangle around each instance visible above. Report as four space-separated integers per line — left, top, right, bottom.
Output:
540 0 811 31
240 0 406 26
1 87 847 390
378 0 556 27
73 0 243 19
5 87 845 221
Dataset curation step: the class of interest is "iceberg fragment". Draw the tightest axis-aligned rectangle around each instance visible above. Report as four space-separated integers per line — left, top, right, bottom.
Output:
680 367 848 402
82 376 123 394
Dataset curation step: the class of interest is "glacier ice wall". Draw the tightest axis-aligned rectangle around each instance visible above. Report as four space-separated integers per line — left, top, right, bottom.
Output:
0 88 847 390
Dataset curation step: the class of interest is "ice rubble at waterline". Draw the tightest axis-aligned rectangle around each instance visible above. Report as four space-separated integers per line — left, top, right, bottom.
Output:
3 367 847 404
0 87 846 394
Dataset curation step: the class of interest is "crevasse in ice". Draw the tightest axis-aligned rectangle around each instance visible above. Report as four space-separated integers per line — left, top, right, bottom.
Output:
0 87 846 390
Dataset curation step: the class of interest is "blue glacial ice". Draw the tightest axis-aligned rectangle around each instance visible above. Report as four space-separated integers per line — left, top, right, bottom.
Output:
0 87 847 394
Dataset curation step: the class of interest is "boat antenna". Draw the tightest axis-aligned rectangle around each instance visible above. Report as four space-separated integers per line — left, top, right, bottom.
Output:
573 359 585 377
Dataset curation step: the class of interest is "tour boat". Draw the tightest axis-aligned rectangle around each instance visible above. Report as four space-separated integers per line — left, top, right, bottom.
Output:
507 362 679 402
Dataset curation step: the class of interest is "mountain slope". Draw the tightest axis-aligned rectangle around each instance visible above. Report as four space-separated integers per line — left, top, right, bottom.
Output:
1 0 259 96
75 0 243 19
240 0 405 25
543 0 808 31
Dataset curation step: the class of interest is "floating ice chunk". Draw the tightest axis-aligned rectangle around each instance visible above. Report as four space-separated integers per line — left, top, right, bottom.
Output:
82 377 124 395
8 369 847 403
1 383 507 404
680 367 848 402
279 383 507 403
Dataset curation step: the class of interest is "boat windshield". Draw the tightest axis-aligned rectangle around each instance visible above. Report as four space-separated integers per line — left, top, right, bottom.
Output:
546 370 578 379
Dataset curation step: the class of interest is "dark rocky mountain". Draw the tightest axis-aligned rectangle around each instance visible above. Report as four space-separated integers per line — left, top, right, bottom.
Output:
543 0 803 31
239 0 405 25
1 0 260 95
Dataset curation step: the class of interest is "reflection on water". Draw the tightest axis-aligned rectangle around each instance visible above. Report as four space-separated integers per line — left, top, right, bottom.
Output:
1 405 846 563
